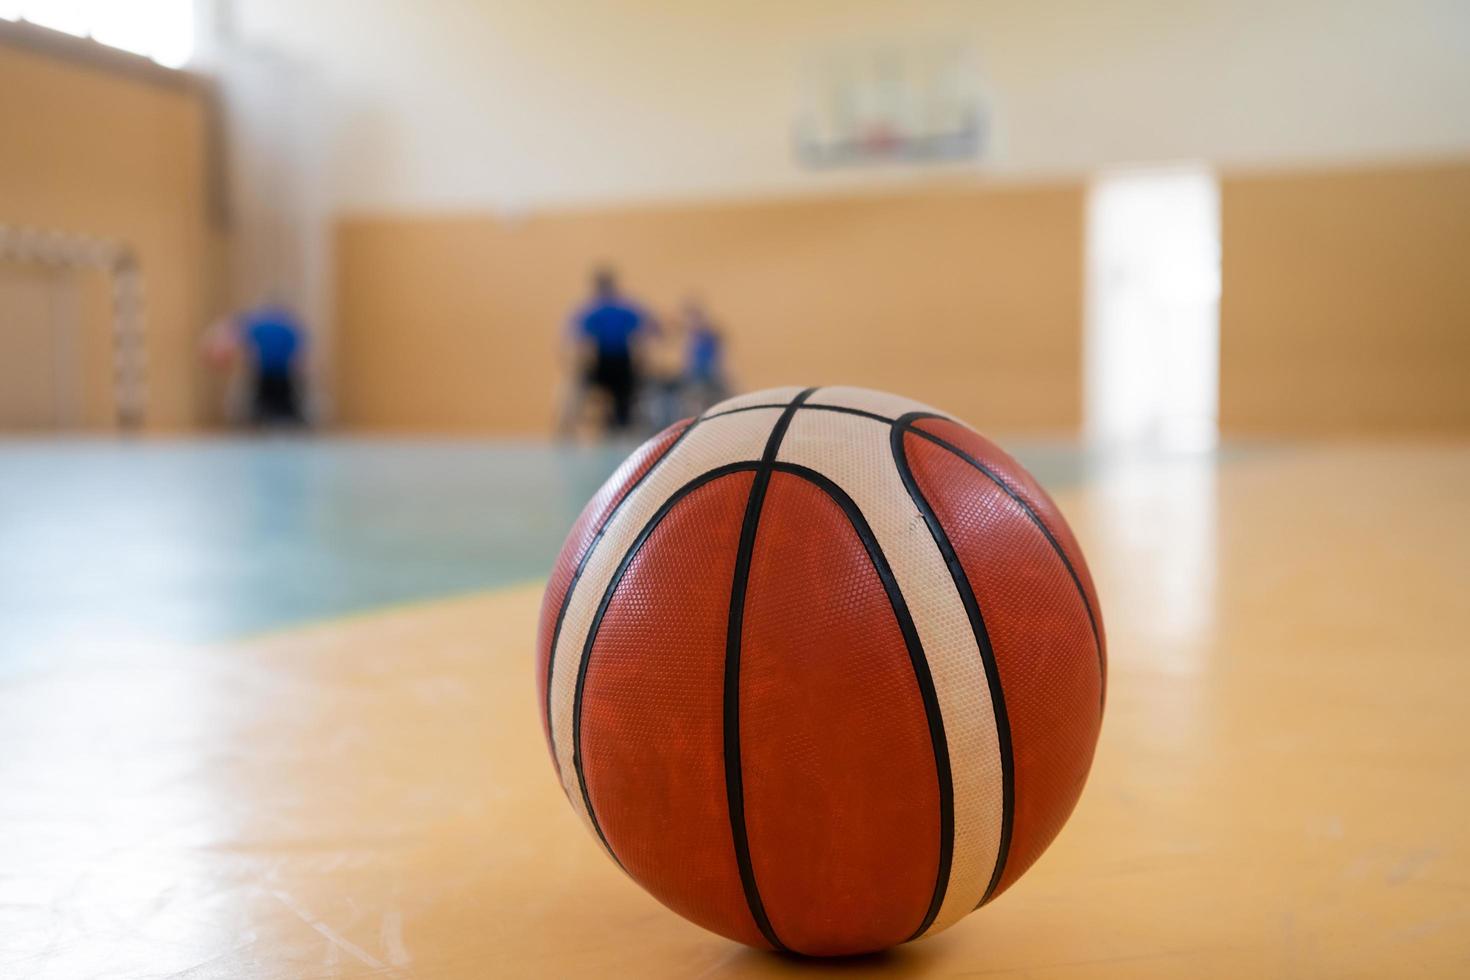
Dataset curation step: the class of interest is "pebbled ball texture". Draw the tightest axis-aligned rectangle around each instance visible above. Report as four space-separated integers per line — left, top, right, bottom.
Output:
536 386 1105 956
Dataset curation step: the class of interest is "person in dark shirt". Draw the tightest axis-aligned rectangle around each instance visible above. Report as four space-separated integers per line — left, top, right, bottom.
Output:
567 268 654 433
240 303 306 426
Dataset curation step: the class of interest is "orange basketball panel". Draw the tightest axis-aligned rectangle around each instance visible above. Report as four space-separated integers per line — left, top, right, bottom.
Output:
740 471 942 955
911 416 1107 679
903 431 1103 900
536 419 691 754
577 470 765 948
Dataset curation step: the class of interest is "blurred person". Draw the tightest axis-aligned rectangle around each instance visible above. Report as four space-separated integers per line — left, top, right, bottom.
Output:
200 314 246 423
638 319 687 434
680 297 730 414
561 267 656 436
238 300 308 427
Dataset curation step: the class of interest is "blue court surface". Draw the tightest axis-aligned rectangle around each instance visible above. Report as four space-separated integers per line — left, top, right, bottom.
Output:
0 435 1099 675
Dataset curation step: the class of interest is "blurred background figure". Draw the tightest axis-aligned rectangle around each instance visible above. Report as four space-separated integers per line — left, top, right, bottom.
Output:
634 295 731 432
203 299 310 428
560 267 656 438
239 299 308 427
680 297 730 416
555 265 655 437
636 302 689 434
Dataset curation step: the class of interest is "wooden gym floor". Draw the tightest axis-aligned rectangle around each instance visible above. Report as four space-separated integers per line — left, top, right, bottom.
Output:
1 438 1467 978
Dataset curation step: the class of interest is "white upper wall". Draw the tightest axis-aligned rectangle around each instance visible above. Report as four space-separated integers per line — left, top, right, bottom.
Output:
229 0 1470 211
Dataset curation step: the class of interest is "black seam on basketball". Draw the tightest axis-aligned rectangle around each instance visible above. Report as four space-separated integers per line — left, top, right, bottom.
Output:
699 403 787 419
723 386 817 953
769 461 956 944
808 404 908 424
544 417 700 782
904 415 1106 705
568 460 762 871
701 402 901 426
889 413 1016 910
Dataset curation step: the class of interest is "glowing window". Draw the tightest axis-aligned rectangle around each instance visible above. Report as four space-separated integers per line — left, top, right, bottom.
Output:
1086 167 1221 453
2 0 194 69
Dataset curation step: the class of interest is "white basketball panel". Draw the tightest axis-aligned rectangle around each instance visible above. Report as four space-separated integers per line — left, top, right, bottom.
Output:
775 409 1003 934
549 408 782 845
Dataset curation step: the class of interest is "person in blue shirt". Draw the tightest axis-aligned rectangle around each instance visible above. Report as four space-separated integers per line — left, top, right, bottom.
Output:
681 298 729 413
567 267 654 433
240 302 306 426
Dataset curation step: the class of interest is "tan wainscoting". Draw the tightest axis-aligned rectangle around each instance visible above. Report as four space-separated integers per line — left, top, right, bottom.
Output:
1221 160 1470 436
0 31 219 431
340 160 1470 438
336 183 1086 435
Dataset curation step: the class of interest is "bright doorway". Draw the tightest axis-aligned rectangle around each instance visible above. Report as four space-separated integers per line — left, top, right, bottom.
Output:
1085 167 1221 452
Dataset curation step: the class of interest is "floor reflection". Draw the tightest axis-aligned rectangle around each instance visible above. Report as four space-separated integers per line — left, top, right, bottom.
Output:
1085 449 1220 675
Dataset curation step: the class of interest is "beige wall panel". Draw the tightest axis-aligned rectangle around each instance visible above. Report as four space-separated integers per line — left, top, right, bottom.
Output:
336 183 1086 435
1221 161 1470 435
0 37 217 430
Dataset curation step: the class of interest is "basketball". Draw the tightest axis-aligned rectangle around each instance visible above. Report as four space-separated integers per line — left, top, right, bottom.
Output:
536 385 1106 956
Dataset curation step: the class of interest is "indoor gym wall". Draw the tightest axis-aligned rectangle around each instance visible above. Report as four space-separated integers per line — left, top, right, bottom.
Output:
0 28 221 430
